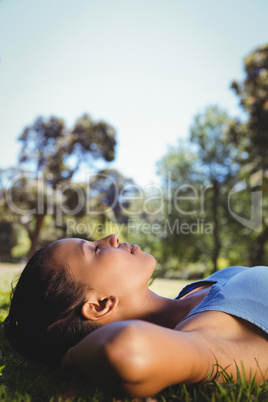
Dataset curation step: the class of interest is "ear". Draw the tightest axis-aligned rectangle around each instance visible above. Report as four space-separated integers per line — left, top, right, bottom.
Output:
81 295 118 321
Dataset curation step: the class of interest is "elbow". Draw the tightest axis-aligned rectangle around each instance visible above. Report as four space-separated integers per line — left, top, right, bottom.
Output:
65 321 152 397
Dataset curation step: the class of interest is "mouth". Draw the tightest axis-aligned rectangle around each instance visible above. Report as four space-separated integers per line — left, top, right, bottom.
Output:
131 245 140 254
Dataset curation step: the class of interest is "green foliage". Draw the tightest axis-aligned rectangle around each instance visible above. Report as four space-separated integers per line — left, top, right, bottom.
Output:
156 144 205 273
0 222 17 262
190 105 239 182
155 44 268 272
18 114 116 182
231 44 268 171
10 224 31 260
1 113 117 258
87 168 135 225
156 106 240 274
189 106 240 272
71 114 116 163
230 43 268 265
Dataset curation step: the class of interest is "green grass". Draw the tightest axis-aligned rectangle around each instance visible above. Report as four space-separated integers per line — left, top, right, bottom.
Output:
1 265 268 401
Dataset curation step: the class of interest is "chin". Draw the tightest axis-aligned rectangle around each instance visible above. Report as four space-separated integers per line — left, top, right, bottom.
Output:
147 254 157 272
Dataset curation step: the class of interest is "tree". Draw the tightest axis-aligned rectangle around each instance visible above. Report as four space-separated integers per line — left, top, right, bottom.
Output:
230 44 268 171
230 44 268 265
9 114 117 257
87 169 135 225
190 106 239 272
157 106 239 275
19 114 116 187
157 144 211 276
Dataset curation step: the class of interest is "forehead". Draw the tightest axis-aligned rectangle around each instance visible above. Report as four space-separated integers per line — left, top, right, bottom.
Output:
49 238 82 263
49 239 99 291
51 238 81 250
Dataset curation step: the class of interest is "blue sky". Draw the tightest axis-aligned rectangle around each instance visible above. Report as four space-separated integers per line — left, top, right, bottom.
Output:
0 0 267 186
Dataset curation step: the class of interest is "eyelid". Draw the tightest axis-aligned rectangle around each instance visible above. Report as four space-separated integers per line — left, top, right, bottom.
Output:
95 245 99 254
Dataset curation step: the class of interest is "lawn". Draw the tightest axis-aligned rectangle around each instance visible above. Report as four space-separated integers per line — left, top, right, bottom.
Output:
0 264 268 401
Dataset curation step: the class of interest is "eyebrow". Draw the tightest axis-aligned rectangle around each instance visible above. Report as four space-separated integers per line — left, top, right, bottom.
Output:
79 239 86 256
79 239 95 257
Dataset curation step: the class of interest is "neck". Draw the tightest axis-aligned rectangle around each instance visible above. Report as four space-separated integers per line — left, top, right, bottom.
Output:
123 289 192 329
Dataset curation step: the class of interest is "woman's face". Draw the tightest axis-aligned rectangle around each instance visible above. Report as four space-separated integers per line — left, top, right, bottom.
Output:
50 234 156 301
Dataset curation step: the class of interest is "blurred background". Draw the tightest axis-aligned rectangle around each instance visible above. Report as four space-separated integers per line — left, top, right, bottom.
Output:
0 0 268 279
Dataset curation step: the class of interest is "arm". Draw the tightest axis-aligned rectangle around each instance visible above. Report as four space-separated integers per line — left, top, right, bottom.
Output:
61 320 215 397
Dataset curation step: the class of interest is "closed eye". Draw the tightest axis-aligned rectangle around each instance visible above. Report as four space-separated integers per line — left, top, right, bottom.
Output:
95 245 99 254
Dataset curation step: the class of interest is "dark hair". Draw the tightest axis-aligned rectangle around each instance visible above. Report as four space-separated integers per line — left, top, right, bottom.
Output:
4 245 98 366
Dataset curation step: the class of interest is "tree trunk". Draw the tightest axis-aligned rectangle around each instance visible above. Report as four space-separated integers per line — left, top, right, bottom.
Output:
212 180 220 273
248 226 268 266
27 214 45 259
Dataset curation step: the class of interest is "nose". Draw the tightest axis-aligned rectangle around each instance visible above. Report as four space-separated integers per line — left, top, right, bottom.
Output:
98 234 120 248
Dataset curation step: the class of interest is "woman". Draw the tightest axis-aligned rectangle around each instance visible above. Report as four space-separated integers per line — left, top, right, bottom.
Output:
4 234 268 397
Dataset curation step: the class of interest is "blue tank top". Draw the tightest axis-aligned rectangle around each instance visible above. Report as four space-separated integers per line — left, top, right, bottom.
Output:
176 266 268 335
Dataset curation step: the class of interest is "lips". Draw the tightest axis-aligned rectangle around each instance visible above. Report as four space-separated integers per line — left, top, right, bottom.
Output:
131 245 140 254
